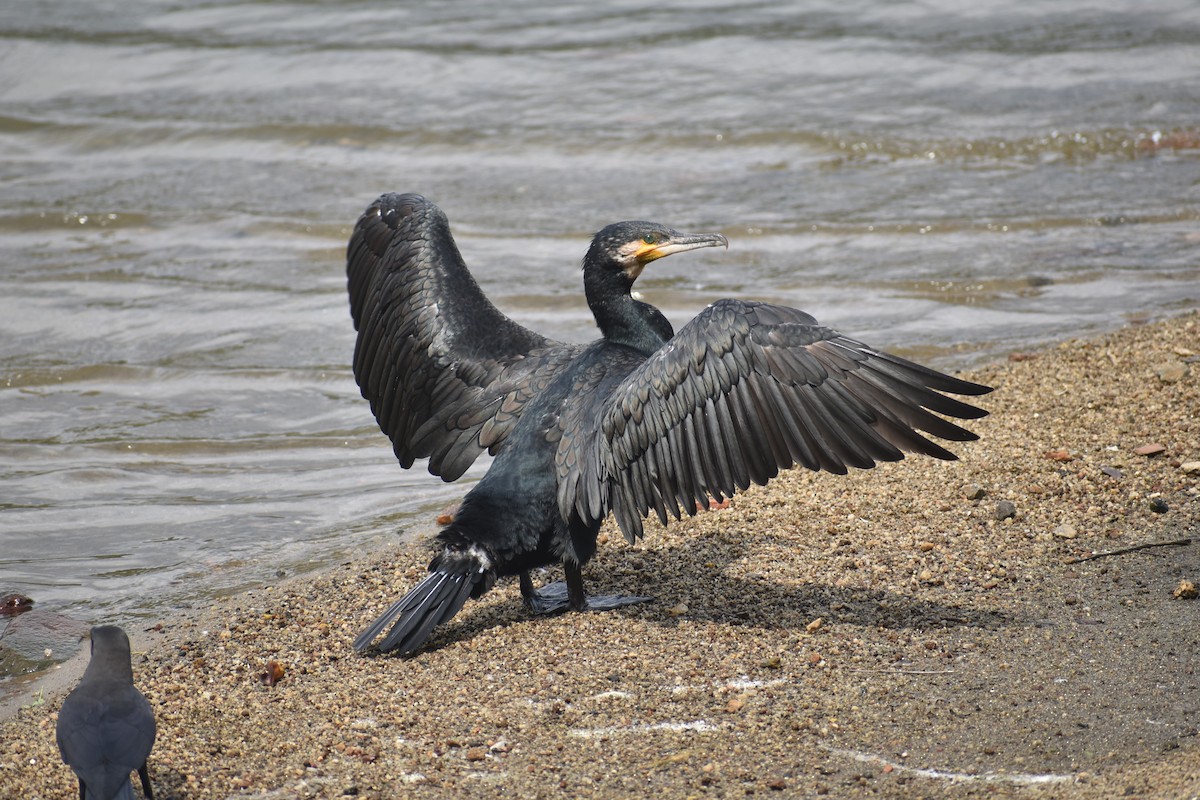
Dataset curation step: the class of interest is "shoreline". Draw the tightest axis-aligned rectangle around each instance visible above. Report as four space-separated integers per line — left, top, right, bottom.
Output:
2 312 1197 799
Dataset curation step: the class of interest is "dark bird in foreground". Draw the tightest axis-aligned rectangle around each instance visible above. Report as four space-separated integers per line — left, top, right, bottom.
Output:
56 625 156 800
348 193 991 656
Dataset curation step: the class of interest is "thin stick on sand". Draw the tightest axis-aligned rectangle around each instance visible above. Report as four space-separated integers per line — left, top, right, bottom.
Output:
1064 537 1192 564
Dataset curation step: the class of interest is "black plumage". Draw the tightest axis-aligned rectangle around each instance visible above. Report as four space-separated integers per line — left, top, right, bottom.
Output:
56 625 156 800
348 193 991 656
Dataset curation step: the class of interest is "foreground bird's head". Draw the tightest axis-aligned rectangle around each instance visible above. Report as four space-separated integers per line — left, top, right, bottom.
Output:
584 221 728 284
83 625 135 684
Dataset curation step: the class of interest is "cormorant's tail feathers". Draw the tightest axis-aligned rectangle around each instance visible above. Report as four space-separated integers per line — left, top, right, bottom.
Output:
354 547 493 656
352 595 415 652
377 571 474 654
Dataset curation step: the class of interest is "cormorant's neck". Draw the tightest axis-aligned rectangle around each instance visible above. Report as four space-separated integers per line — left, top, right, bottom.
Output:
584 262 673 356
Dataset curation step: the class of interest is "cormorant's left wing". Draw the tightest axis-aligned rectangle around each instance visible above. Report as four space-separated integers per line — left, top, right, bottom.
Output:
559 299 990 543
348 193 585 481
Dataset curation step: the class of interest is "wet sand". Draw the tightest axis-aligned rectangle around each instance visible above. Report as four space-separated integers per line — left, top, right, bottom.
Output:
2 312 1198 799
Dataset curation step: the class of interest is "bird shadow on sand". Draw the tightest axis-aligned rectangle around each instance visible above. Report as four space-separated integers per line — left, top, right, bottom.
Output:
399 529 1019 657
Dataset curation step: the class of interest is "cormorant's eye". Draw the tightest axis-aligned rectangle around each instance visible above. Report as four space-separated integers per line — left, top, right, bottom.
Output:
642 234 658 245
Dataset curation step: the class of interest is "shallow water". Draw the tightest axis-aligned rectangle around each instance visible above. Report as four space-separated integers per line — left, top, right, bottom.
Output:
1 1 1198 644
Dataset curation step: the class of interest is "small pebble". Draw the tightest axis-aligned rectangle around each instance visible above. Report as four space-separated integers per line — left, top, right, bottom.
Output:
1053 524 1077 539
1149 498 1169 514
260 660 285 687
965 484 986 500
994 500 1017 520
1156 362 1187 383
1181 461 1200 474
1174 581 1198 600
1134 443 1166 457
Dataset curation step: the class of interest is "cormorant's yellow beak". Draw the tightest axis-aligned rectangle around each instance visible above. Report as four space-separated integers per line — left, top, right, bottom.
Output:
635 232 728 264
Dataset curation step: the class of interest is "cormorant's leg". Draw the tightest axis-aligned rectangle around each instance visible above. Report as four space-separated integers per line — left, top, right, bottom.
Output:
521 562 653 615
564 559 587 612
521 570 570 615
519 572 550 610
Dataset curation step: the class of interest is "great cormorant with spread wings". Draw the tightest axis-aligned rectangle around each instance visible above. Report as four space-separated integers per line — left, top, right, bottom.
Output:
348 193 990 655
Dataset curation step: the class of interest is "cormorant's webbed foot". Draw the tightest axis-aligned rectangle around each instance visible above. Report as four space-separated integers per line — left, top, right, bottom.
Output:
519 567 653 616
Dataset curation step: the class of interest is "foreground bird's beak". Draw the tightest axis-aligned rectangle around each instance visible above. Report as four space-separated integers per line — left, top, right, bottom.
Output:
637 232 729 264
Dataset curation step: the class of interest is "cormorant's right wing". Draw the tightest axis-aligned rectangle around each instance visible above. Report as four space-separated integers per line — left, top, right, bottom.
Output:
347 193 584 481
560 299 991 543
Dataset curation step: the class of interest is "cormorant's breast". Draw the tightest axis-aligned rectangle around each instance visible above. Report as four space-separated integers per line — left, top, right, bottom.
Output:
466 341 640 496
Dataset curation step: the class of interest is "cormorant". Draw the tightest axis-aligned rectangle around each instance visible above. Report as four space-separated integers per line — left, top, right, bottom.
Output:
56 625 156 800
348 193 991 656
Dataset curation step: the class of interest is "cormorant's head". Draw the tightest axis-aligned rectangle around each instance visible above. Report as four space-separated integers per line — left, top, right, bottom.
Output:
585 221 728 283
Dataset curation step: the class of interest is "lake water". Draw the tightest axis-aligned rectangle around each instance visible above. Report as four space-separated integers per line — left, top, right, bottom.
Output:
1 0 1198 644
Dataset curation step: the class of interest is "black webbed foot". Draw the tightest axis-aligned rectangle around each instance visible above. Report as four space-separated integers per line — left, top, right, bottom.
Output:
522 580 654 615
519 571 652 615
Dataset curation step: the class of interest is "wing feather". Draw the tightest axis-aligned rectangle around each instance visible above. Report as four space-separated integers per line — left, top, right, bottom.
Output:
561 299 991 543
712 385 752 493
346 193 584 480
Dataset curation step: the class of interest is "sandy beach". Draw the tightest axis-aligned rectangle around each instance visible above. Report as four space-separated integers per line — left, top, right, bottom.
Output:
2 312 1198 800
